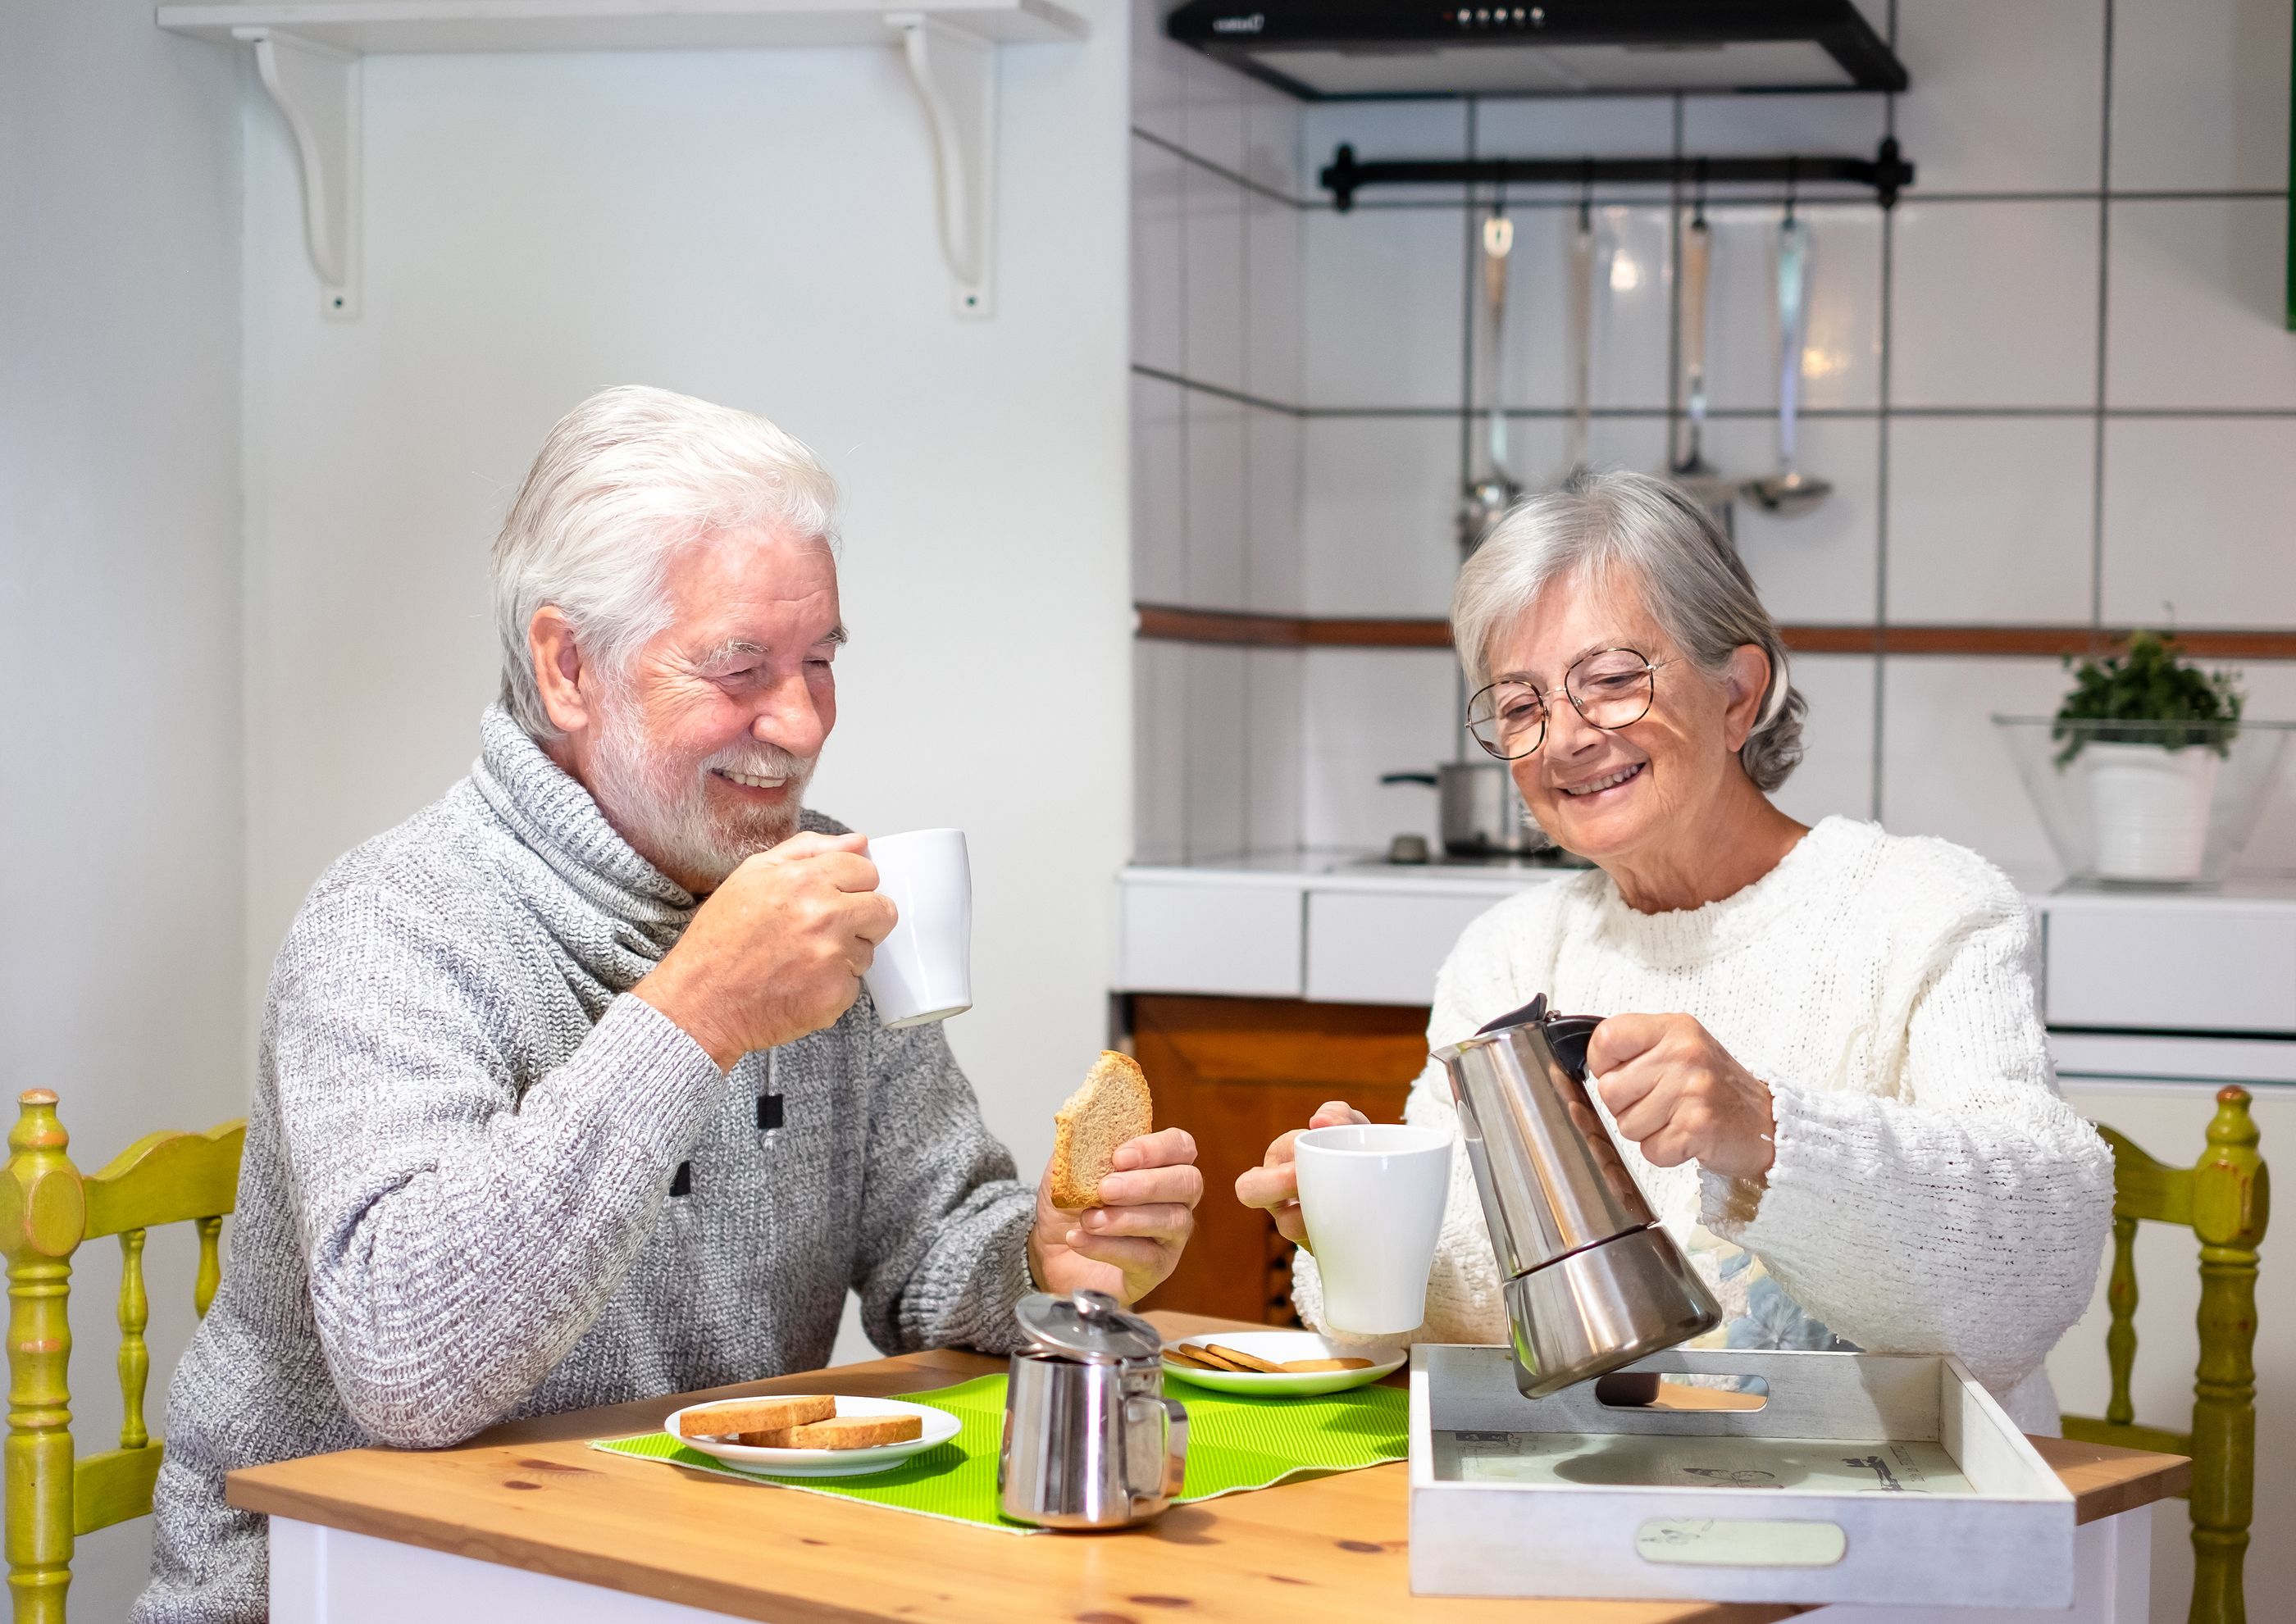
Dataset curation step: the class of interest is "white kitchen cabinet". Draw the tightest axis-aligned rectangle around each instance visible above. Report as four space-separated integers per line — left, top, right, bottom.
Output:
1304 889 1501 1006
2043 895 2296 1034
1116 872 1302 998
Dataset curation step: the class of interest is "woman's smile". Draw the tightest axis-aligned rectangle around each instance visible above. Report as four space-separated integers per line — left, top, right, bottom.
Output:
1557 760 1645 800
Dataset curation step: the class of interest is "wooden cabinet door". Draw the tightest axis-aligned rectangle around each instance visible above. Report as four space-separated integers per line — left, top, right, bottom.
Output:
1130 995 1430 1325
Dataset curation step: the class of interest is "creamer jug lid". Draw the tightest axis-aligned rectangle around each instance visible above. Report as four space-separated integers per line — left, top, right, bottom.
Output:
1014 1290 1163 1363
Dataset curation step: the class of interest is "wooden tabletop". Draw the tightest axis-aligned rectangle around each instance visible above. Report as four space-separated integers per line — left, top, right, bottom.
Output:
226 1312 2190 1624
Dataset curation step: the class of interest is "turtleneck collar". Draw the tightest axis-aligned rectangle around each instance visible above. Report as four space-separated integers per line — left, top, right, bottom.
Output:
469 704 698 958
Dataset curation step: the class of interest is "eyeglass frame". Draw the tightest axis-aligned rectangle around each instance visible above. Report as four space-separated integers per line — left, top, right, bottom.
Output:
1465 648 1679 761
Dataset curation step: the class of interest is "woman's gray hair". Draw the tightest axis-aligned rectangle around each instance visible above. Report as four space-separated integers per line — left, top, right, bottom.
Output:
1451 469 1806 791
491 384 840 740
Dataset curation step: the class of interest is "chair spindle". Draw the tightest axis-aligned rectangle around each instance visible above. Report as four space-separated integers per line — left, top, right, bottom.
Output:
116 1230 148 1453
2103 1212 2138 1427
2189 1087 2267 1624
193 1217 222 1320
3 1092 84 1624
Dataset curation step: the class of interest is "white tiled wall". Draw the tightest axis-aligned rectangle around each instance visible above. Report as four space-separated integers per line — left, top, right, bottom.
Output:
1132 0 2296 876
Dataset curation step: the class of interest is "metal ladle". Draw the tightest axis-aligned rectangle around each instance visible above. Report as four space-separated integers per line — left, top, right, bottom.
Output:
1742 212 1831 516
1456 204 1521 557
1667 204 1737 515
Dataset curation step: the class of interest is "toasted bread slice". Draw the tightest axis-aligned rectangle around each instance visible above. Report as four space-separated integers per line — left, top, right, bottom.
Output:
677 1394 836 1440
739 1413 925 1450
1047 1051 1155 1209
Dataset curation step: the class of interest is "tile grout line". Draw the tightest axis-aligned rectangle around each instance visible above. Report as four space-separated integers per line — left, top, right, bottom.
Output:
1456 98 1483 754
2090 0 2116 640
1871 0 1898 823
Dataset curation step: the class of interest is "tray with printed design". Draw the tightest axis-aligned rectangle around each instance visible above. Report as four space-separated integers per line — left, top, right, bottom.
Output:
1410 1344 2075 1608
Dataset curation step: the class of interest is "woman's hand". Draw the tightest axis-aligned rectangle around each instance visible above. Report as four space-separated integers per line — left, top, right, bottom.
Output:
1588 1014 1776 1183
1233 1101 1369 1251
1028 1128 1203 1305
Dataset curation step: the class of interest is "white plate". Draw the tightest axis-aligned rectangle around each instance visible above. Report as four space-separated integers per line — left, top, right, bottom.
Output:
664 1397 959 1478
1161 1331 1405 1397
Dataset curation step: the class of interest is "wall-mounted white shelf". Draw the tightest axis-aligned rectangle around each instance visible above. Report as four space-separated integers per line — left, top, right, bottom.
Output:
156 0 1089 319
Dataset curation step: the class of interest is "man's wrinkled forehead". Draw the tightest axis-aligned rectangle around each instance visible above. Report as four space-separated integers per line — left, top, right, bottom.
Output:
654 523 843 639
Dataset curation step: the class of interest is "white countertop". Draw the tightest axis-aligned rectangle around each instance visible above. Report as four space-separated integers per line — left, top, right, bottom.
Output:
1115 851 2296 1072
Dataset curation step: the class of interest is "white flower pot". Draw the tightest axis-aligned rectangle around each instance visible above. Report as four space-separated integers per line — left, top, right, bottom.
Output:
2083 741 2220 882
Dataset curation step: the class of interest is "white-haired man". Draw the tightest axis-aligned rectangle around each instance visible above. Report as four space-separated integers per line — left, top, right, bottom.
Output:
134 387 1202 1622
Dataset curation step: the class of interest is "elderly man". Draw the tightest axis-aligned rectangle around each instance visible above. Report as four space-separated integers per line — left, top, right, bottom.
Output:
135 386 1201 1622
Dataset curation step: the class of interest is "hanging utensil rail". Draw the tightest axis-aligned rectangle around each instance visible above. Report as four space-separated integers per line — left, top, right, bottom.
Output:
1320 139 1914 212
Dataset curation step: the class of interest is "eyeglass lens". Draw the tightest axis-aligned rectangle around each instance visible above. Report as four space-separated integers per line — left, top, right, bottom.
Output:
1467 649 1657 758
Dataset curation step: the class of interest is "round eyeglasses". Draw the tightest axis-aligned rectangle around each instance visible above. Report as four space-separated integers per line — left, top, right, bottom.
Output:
1465 648 1674 760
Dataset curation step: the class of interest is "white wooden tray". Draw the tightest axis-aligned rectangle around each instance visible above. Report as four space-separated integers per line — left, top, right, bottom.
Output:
1408 1344 2075 1608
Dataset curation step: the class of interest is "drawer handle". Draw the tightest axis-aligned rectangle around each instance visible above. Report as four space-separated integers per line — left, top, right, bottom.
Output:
1636 1518 1846 1567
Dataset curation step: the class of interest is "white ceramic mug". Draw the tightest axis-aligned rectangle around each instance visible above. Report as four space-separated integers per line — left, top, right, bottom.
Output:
1293 1123 1453 1336
862 829 972 1029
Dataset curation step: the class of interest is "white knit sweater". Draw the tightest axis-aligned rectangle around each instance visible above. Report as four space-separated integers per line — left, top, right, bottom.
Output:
1290 817 2113 1432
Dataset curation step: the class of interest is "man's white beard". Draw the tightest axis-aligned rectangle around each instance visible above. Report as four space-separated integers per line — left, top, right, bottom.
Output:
587 689 816 892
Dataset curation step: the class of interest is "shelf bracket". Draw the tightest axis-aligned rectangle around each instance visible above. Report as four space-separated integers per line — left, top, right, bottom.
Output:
888 14 995 319
237 26 361 319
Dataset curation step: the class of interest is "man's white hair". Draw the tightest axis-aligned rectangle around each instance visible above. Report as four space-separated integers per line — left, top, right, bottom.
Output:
492 384 840 739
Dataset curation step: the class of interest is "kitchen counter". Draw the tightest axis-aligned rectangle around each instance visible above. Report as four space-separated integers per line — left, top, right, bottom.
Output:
235 1310 2185 1624
1118 853 2296 1076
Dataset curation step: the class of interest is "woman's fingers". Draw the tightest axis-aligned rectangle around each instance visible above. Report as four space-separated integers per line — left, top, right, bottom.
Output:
1060 1231 1179 1274
1234 1158 1299 1212
1308 1099 1369 1130
1270 1201 1310 1247
1586 1012 1669 1077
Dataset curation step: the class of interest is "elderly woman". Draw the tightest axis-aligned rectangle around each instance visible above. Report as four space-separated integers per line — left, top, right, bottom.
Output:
1238 470 2112 1430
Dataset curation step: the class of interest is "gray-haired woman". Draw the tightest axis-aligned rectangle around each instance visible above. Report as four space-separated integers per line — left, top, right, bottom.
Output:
1237 470 2112 1429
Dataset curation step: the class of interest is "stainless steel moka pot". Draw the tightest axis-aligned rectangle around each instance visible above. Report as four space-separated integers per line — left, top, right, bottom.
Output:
1437 994 1723 1398
998 1290 1188 1530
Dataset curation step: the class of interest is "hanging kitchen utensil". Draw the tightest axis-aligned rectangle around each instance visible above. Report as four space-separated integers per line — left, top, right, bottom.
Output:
1456 201 1521 557
1742 193 1831 516
1667 183 1737 519
1561 182 1597 480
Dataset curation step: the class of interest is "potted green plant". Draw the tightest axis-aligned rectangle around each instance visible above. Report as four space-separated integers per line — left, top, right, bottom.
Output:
2053 630 2242 882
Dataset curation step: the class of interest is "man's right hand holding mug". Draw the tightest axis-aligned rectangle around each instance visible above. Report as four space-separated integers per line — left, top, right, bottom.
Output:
1233 1100 1370 1251
635 830 897 1071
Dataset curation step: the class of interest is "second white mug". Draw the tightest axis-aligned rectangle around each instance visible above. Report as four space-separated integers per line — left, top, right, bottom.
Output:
1294 1122 1453 1336
861 829 972 1029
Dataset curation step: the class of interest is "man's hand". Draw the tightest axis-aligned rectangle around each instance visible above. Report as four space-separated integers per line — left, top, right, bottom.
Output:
1028 1128 1202 1305
1233 1101 1369 1253
632 831 897 1070
1587 1013 1776 1183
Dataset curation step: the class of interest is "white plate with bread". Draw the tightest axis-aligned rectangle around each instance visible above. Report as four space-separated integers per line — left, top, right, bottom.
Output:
1161 1331 1405 1397
667 1394 959 1477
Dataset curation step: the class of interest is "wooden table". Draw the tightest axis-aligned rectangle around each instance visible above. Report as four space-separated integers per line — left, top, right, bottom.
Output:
229 1313 2189 1624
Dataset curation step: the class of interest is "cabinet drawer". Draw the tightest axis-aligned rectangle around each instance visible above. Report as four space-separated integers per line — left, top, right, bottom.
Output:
2045 902 2296 1033
1305 890 1497 1007
1118 878 1302 997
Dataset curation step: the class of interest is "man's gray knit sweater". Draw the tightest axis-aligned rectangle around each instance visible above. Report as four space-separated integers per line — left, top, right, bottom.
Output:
134 707 1038 1622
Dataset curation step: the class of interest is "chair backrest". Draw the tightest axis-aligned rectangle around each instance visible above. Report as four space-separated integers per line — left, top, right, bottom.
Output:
0 1089 245 1623
2061 1085 2270 1624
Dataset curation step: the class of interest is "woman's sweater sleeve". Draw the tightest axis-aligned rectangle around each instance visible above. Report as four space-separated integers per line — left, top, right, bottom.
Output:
1709 886 2115 1395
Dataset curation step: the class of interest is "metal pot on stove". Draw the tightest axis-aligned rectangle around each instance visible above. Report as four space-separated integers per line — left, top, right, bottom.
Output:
1381 762 1543 857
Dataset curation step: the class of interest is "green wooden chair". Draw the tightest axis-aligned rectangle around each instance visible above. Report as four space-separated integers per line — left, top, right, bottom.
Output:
2062 1085 2269 1624
0 1089 244 1622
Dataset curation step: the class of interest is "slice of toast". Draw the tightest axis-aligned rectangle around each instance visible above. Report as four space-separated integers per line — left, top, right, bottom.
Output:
677 1394 836 1440
1047 1051 1155 1209
739 1413 925 1450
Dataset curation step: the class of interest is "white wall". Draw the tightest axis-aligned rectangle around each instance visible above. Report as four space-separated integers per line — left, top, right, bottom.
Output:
239 16 1132 1202
0 1 247 1613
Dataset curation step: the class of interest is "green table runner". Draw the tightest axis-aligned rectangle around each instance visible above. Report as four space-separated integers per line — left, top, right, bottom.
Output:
592 1373 1408 1534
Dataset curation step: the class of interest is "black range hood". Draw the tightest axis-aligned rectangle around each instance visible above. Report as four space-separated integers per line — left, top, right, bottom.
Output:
1165 1 1908 102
